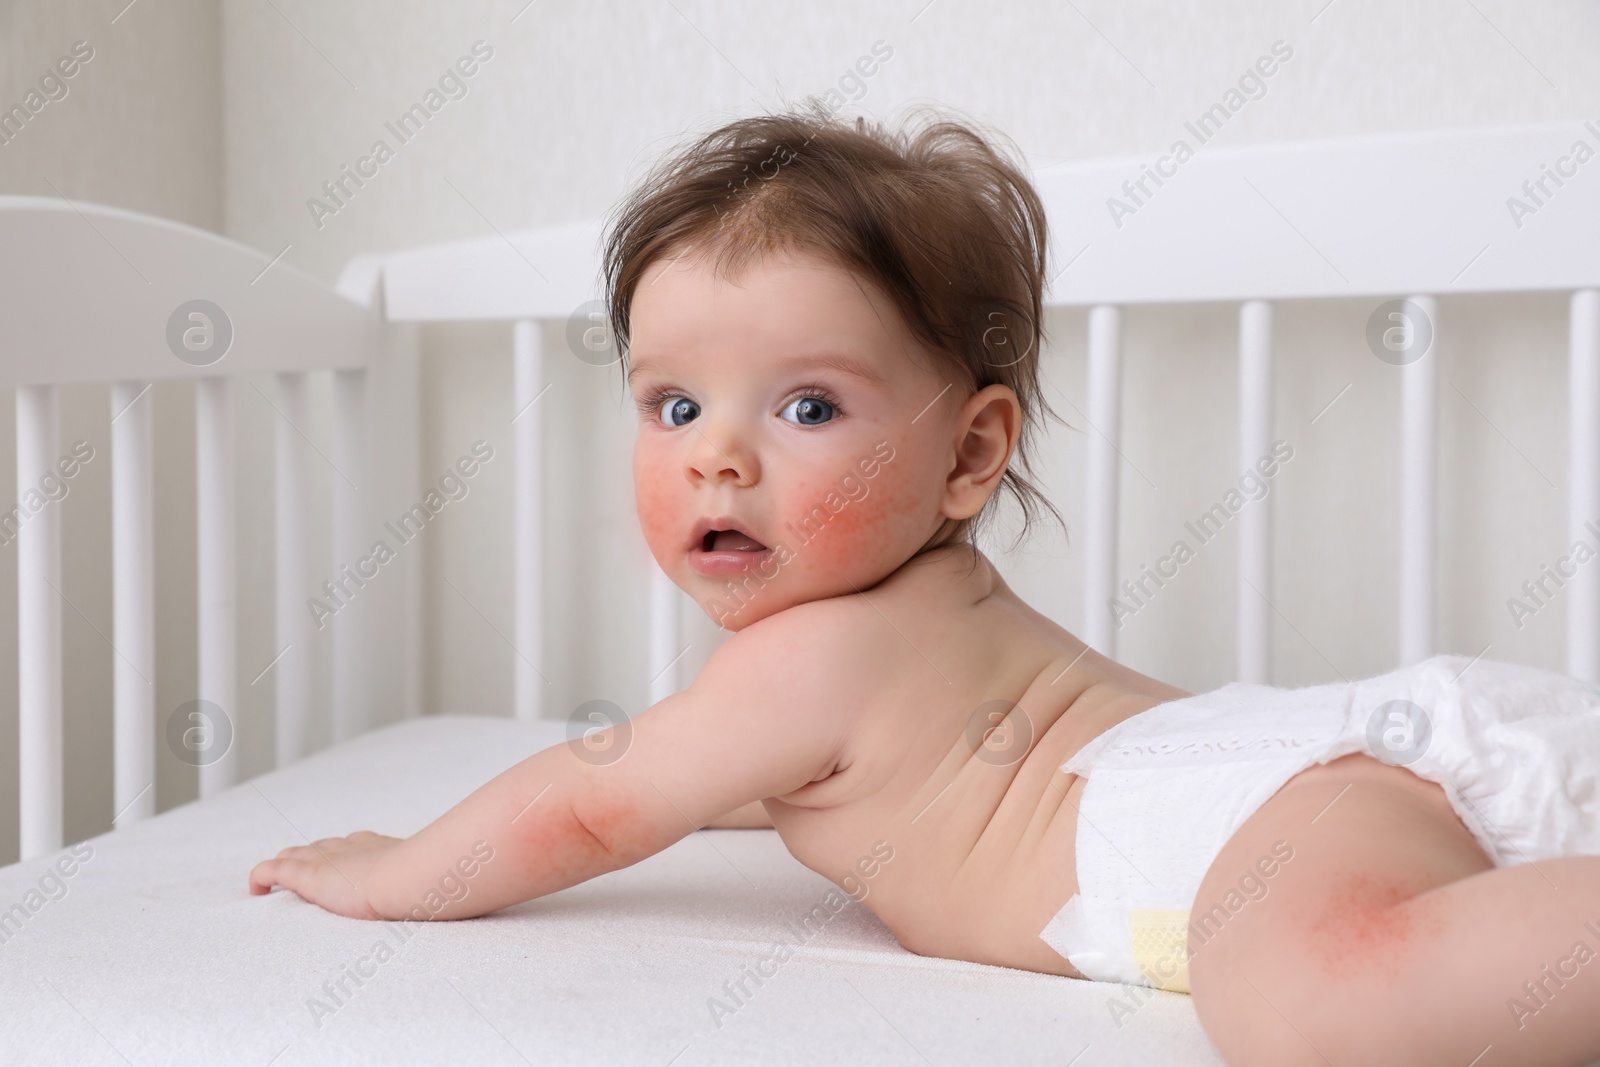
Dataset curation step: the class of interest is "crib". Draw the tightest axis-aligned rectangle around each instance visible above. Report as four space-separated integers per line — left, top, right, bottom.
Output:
2 120 1596 1065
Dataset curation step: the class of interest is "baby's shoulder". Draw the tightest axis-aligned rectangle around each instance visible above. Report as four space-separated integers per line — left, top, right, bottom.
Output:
690 592 902 756
706 546 991 703
722 588 903 671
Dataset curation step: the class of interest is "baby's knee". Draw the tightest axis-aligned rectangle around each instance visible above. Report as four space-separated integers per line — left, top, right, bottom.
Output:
1191 926 1416 1067
1192 959 1336 1066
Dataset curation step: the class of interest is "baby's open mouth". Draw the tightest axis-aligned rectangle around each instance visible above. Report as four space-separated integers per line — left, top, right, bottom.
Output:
702 529 768 553
687 519 774 576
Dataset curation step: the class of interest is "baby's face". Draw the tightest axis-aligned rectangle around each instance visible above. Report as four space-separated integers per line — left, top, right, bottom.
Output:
627 244 960 630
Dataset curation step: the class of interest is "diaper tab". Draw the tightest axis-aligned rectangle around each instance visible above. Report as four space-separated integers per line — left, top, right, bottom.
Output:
1041 896 1195 992
1129 909 1191 992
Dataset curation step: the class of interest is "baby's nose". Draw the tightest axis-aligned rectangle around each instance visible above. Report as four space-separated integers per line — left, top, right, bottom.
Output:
686 425 758 485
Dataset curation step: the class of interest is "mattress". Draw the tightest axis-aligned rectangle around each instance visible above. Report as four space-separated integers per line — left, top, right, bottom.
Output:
0 715 1220 1065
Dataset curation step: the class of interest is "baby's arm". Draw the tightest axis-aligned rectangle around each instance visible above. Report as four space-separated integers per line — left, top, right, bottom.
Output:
249 610 850 919
705 799 775 828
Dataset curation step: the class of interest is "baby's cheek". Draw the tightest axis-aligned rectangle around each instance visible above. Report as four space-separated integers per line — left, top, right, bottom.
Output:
788 464 928 574
633 454 680 555
802 486 888 564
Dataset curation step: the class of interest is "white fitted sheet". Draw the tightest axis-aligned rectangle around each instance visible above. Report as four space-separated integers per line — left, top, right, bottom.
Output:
0 715 1219 1065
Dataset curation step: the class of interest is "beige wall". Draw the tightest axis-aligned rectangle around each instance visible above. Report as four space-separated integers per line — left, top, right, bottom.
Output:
2 0 1599 863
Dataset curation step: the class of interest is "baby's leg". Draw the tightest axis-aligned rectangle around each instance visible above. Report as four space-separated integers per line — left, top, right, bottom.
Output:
1189 753 1600 1067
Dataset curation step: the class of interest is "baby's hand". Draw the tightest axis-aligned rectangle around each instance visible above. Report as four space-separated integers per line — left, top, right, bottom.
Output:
249 830 403 920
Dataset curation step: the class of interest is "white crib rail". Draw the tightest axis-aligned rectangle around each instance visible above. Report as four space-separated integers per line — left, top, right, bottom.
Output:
1040 121 1600 678
195 375 238 796
1571 290 1600 681
15 386 63 859
110 379 154 827
1081 305 1121 656
1 196 380 861
513 320 545 721
1237 300 1273 682
1397 294 1438 667
273 372 313 765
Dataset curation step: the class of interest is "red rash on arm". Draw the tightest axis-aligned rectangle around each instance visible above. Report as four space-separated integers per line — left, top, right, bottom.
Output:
498 770 668 893
363 743 640 920
570 784 661 863
503 802 613 889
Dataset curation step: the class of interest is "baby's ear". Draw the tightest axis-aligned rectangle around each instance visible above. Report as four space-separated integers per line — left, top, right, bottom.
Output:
943 384 1021 519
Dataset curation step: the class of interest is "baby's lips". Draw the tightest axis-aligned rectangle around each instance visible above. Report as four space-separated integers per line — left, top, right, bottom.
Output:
708 529 768 552
689 515 768 552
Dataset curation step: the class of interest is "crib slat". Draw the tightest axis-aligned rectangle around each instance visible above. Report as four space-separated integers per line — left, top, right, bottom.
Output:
1084 304 1122 657
513 320 543 721
111 380 155 826
333 368 367 741
1568 289 1600 682
1399 294 1438 666
196 376 238 795
1237 301 1274 683
275 372 312 763
649 565 681 705
16 385 62 860
395 331 423 723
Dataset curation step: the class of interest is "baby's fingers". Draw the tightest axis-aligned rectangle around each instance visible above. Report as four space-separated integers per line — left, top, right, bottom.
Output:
249 856 310 896
249 849 384 920
310 835 354 851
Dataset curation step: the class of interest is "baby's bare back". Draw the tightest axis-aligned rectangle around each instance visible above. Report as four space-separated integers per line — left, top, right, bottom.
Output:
757 545 1189 976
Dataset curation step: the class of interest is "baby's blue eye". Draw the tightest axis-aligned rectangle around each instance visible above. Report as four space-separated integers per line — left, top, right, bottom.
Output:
658 396 700 427
781 396 836 426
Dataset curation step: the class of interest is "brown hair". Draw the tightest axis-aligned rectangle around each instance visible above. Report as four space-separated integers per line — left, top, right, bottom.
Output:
602 98 1066 554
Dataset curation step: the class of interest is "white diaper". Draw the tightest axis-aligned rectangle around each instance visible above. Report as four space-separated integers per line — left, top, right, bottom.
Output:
1040 653 1600 993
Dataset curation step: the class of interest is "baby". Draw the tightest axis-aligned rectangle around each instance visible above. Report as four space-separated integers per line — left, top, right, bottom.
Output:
252 104 1600 1067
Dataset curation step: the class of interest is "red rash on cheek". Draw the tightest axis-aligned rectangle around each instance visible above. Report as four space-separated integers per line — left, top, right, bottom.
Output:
787 482 888 567
633 453 679 557
783 459 928 576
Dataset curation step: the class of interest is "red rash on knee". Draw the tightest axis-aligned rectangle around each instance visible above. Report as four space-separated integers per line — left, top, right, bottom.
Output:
1309 871 1443 980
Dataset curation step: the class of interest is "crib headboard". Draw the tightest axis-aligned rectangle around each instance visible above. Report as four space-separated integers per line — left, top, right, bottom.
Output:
0 196 383 862
1029 120 1600 680
6 121 1597 869
375 119 1600 718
